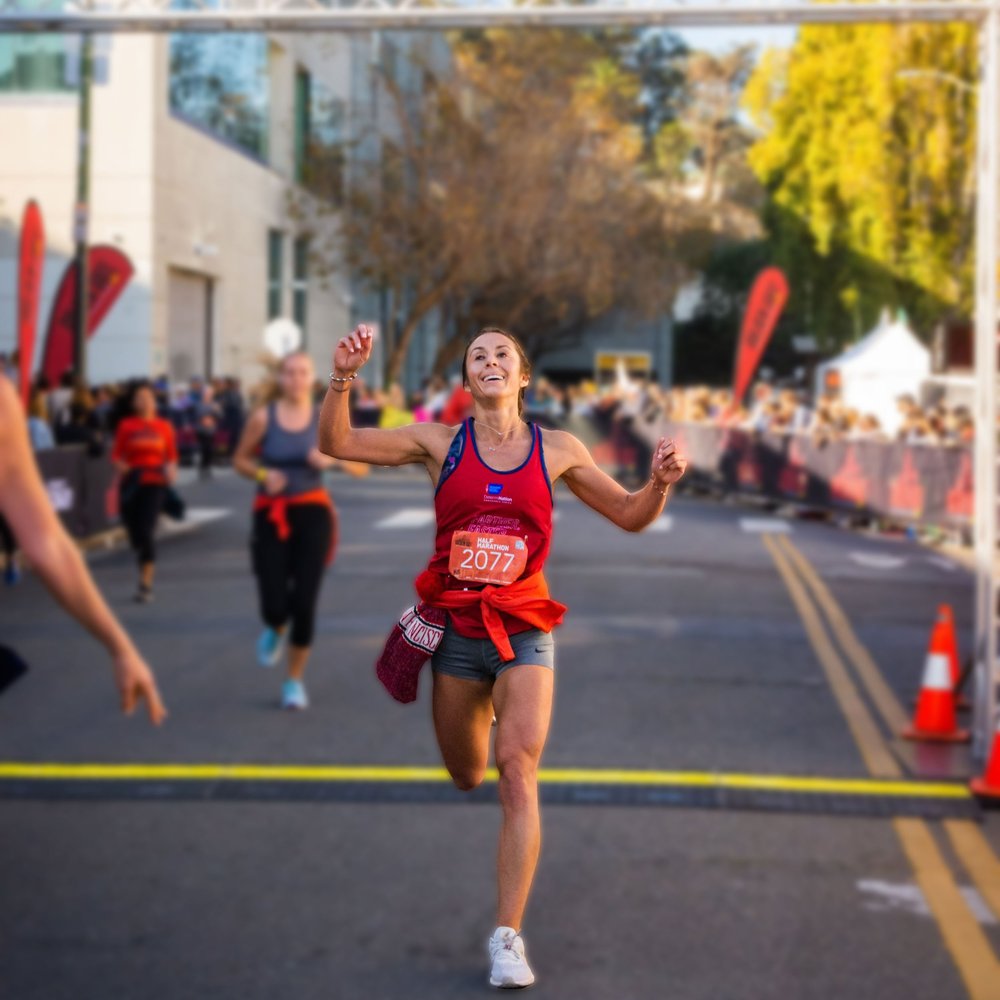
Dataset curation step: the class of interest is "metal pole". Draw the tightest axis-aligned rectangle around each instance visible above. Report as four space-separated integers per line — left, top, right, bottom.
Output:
973 2 1000 760
72 32 93 384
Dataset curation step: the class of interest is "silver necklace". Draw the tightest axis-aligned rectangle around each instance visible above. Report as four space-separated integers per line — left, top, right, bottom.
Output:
475 417 522 452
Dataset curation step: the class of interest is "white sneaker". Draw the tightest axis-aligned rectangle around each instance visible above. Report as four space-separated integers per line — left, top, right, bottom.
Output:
488 926 535 989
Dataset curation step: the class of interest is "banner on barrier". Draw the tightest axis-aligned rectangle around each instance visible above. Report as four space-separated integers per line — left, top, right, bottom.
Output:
654 422 973 529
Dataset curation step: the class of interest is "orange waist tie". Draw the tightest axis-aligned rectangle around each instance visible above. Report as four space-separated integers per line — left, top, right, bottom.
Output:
253 489 338 565
415 569 567 662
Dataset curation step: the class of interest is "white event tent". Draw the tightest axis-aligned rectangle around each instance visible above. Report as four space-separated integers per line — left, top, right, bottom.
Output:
814 311 931 434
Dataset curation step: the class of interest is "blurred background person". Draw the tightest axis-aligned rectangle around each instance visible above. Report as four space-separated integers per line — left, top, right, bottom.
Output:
233 352 339 711
111 383 178 604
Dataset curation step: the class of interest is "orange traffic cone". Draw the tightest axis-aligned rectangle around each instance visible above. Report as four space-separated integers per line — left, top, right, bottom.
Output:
902 616 970 743
938 605 971 709
971 720 1000 800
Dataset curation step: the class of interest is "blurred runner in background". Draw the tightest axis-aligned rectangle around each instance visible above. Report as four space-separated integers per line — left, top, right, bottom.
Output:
234 352 338 711
111 383 178 604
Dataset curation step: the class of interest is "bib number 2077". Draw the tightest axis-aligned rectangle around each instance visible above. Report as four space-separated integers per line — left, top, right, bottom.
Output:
449 531 528 586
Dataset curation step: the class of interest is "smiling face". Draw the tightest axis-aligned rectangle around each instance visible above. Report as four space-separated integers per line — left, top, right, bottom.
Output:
463 330 531 413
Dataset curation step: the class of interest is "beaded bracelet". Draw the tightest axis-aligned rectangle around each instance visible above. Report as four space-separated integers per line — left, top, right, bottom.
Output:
329 372 358 388
650 478 669 497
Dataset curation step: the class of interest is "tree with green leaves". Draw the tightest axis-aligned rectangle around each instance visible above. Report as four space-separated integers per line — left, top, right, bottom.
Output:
742 23 976 349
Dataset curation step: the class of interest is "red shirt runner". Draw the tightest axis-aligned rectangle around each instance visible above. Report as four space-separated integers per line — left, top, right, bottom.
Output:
112 417 178 486
427 418 558 639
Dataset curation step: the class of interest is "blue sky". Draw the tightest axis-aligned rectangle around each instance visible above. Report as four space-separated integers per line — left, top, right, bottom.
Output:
676 24 798 54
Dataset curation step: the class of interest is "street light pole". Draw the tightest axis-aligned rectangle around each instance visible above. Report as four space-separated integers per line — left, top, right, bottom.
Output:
72 32 93 385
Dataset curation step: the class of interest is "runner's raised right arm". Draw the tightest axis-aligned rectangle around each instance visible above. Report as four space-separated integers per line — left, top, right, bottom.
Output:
318 324 449 470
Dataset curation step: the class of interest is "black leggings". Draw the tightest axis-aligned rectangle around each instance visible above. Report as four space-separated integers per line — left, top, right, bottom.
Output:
121 484 165 565
0 516 15 559
251 504 335 648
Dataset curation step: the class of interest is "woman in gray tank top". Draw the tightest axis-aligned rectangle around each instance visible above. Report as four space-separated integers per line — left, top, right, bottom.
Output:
233 352 338 709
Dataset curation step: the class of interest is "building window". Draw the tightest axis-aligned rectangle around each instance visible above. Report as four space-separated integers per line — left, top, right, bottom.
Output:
169 3 269 162
0 30 74 93
296 67 345 204
293 237 309 338
268 230 284 319
294 68 310 186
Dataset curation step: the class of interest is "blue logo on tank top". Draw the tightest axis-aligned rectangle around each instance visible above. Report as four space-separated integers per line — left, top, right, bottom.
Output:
487 483 503 495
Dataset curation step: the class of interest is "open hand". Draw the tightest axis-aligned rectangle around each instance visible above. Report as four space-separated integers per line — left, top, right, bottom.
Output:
651 437 687 491
333 324 375 378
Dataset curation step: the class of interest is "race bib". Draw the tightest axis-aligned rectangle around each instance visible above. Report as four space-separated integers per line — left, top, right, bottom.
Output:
449 531 528 586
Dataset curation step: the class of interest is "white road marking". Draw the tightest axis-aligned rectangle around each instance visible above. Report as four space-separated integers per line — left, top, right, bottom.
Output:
375 508 435 529
739 518 792 534
849 552 906 570
175 468 235 487
857 880 997 926
961 887 1000 926
159 507 232 536
648 516 673 533
927 556 960 573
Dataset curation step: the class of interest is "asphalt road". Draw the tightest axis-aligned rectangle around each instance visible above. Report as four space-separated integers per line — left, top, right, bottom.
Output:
1 466 998 1000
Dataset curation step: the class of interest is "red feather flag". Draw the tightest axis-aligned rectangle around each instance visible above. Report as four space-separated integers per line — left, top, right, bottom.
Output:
17 200 45 408
41 246 134 385
733 267 789 405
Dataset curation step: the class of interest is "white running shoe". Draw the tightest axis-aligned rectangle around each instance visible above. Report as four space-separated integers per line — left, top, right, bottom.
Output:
281 679 309 710
488 926 535 990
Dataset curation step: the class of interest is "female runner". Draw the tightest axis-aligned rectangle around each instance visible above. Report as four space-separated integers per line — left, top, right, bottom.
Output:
320 325 686 989
233 352 338 710
111 383 178 603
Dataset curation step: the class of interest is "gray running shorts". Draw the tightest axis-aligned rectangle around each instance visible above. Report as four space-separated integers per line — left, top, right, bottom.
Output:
431 624 555 683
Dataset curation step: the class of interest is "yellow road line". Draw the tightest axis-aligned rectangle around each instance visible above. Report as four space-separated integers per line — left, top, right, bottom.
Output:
766 533 1000 1000
945 820 1000 924
763 534 902 778
895 819 1000 1000
0 762 971 798
781 536 1000 926
778 535 910 734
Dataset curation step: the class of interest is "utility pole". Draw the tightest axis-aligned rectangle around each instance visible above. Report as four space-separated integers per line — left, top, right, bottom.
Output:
73 33 93 385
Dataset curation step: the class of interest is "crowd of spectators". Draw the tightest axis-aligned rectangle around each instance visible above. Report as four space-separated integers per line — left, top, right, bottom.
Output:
0 353 247 467
650 383 976 446
0 346 980 455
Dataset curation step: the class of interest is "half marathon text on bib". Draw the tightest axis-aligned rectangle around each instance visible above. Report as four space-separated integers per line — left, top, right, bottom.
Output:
449 530 528 586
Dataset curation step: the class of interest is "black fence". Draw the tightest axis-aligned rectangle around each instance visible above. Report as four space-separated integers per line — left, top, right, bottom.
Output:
36 447 119 539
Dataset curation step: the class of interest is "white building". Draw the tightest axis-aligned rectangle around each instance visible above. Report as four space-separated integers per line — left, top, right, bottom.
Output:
0 30 359 386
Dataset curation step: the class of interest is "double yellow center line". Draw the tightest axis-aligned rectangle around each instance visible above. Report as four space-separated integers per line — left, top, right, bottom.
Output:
764 533 1000 1000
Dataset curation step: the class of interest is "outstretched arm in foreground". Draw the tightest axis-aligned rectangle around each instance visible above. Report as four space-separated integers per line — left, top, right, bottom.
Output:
0 378 167 724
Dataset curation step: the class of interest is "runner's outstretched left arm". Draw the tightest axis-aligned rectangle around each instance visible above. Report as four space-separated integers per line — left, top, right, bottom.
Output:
554 431 687 532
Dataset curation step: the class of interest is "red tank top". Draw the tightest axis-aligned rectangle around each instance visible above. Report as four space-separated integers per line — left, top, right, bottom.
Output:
428 418 554 638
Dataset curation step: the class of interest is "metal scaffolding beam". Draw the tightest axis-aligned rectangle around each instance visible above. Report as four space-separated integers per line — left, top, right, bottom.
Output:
0 0 997 767
0 0 990 34
974 5 1000 765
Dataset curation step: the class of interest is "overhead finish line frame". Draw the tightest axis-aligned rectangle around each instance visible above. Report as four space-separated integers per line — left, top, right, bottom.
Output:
0 0 993 34
0 0 997 771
